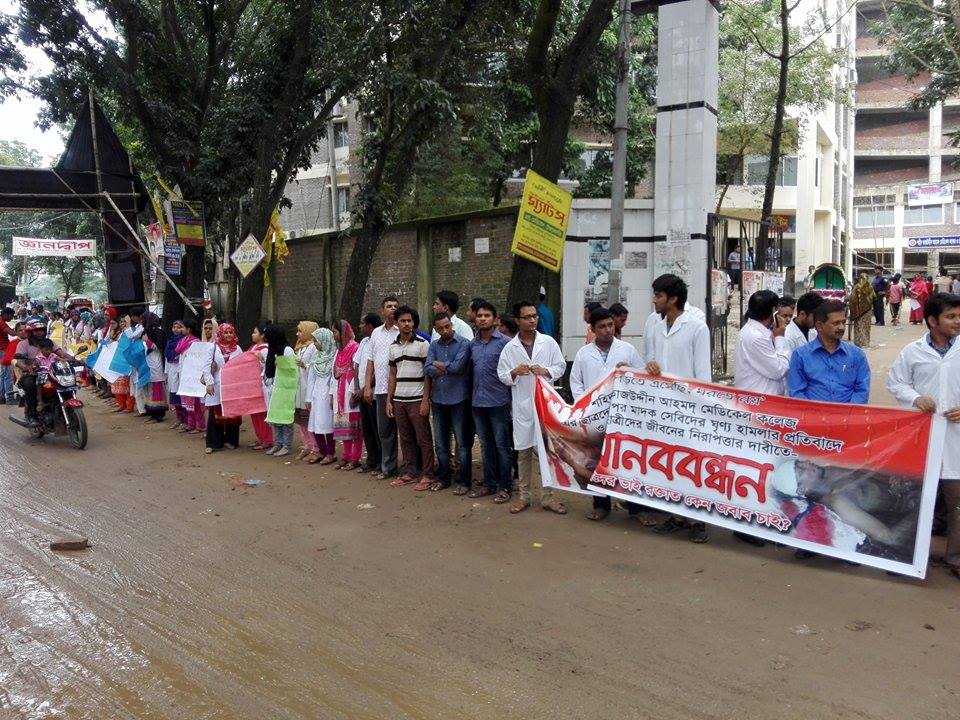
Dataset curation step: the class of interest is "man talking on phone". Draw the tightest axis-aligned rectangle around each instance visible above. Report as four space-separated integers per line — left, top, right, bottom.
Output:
734 290 790 396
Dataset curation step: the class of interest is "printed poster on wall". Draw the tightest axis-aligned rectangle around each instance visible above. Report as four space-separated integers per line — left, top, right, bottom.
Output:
165 199 207 246
230 233 267 279
511 169 572 273
163 237 182 276
907 181 953 207
741 270 765 298
534 370 945 578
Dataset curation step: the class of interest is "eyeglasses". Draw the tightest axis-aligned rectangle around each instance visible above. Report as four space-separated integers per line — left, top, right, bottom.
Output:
518 314 538 320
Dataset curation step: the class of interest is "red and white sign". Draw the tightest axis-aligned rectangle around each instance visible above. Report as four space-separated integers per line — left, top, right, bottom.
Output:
12 236 97 257
535 370 945 578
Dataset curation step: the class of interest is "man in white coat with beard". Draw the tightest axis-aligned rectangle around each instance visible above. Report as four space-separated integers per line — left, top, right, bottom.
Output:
570 306 645 522
887 292 960 580
497 299 567 515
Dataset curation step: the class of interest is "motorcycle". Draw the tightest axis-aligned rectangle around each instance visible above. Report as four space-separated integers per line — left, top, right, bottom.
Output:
8 359 88 449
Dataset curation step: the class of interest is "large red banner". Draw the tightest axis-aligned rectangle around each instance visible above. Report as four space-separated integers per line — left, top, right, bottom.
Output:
534 370 945 578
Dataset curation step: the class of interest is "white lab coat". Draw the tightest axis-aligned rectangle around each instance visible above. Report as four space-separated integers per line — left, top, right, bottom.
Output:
733 319 790 396
569 337 642 399
641 303 706 362
295 344 317 409
644 311 712 382
886 335 960 478
497 332 566 450
306 369 335 434
783 319 813 357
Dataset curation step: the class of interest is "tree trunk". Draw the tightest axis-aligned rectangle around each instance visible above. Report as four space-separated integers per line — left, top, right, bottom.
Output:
161 245 205 329
505 94 574 309
758 1 791 255
337 223 384 326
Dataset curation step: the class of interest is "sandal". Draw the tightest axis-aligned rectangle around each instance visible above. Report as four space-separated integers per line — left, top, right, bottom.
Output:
413 478 433 491
318 456 337 466
586 508 609 521
305 453 321 464
653 517 687 534
204 447 214 454
340 462 357 471
356 465 370 474
390 476 416 487
429 481 448 492
493 490 511 504
468 487 493 499
452 484 470 496
688 523 709 544
510 500 530 514
542 501 567 515
296 448 310 461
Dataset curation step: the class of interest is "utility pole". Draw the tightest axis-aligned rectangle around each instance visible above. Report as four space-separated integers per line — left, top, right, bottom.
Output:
327 93 341 232
608 0 632 306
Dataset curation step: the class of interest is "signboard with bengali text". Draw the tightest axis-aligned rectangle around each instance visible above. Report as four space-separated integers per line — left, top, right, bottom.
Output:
12 237 96 257
510 169 572 272
230 233 267 279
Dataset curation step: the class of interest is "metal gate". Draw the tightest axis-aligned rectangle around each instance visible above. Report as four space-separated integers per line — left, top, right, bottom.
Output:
706 214 784 380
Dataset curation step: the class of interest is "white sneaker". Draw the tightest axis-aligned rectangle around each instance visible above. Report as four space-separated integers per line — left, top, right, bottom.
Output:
274 447 290 457
264 445 279 455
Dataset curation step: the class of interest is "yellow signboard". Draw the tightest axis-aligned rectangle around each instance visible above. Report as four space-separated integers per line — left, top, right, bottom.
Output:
511 169 572 272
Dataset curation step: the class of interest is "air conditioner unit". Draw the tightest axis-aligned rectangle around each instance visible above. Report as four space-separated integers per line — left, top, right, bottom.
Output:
288 230 298 239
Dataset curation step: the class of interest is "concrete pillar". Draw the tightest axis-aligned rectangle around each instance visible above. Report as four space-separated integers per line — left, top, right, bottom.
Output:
415 225 433 328
648 0 720 312
929 105 942 182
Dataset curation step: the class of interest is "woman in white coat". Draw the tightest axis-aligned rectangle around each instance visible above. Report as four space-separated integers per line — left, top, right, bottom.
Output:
886 293 960 579
306 326 337 465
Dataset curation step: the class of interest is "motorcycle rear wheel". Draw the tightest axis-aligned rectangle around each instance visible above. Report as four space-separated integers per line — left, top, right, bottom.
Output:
66 407 88 449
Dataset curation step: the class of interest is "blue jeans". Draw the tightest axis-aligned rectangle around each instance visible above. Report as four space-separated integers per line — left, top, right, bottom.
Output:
472 405 513 493
0 364 12 402
432 399 472 487
270 423 294 449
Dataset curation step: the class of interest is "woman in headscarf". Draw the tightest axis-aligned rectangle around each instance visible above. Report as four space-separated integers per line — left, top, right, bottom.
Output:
140 311 168 423
203 322 243 453
245 323 273 450
848 271 876 348
293 320 320 461
909 273 930 324
165 319 187 429
175 318 206 433
94 307 118 399
263 324 296 456
306 326 337 464
331 319 362 470
201 318 217 343
110 314 133 412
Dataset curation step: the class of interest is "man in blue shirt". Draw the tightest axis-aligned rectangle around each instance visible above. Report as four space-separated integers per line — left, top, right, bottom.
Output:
787 300 870 404
424 314 472 494
468 300 513 501
536 288 556 339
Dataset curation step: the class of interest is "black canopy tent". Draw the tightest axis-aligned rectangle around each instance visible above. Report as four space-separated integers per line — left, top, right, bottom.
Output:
0 93 191 312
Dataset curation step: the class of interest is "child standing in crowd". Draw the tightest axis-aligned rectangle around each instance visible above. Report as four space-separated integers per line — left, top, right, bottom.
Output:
175 318 206 434
245 324 273 450
165 320 186 429
306 326 337 464
293 320 320 460
264 324 296 457
203 323 243 453
140 311 168 423
332 320 362 470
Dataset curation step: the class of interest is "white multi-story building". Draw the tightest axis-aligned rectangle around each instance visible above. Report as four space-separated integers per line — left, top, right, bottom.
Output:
716 0 856 291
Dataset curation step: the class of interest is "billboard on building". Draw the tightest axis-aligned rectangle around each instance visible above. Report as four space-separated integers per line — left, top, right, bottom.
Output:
906 182 954 207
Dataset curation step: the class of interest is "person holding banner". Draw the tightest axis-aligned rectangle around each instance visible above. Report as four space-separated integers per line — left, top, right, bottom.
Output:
140 311 168 423
498 300 567 515
165 320 187 430
245 324 273 450
111 316 134 413
203 323 243 453
293 321 321 461
263 325 297 457
787 301 870 404
570 307 644 522
644 274 711 543
887 293 960 580
174 319 207 433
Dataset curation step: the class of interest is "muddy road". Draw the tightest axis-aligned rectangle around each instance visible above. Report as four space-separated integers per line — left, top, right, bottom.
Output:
1 328 958 719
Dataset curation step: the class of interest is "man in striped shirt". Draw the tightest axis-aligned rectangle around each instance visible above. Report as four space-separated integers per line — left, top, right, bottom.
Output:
387 305 434 491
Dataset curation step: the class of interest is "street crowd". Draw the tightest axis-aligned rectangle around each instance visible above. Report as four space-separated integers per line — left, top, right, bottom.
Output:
2 272 959 579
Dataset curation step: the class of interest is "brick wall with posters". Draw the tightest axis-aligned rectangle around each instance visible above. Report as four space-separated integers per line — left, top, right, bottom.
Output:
272 205 523 328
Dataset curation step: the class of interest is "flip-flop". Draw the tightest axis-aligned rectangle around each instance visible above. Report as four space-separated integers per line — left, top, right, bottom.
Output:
390 476 416 487
413 479 433 491
493 490 512 504
429 481 448 492
542 501 567 515
452 485 470 496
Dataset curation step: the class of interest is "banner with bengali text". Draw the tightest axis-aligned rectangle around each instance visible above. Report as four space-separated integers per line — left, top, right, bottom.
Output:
13 237 96 257
535 370 945 578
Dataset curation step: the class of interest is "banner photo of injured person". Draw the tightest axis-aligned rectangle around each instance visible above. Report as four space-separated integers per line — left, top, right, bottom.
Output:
534 370 946 578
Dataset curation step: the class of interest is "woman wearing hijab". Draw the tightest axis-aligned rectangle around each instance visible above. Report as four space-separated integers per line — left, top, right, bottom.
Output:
95 307 118 400
263 324 296 456
175 318 206 434
331 319 362 470
140 311 168 423
201 318 217 343
165 320 187 429
203 322 243 453
293 320 320 460
848 271 876 348
909 273 930 324
110 315 133 412
245 324 274 450
306 326 337 464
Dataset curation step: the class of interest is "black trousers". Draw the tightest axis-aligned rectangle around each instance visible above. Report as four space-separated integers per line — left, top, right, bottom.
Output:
873 297 885 325
206 407 240 449
593 495 642 514
19 373 38 417
359 398 381 470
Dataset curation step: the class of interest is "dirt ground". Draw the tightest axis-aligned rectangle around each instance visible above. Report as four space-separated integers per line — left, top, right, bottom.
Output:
1 321 958 720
